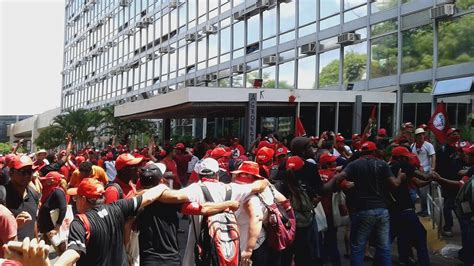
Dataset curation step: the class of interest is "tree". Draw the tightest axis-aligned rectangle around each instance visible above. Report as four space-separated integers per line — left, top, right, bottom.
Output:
52 109 99 144
34 126 64 150
318 52 367 87
0 143 12 154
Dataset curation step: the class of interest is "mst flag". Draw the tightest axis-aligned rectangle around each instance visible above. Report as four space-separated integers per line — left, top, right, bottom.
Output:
428 102 450 144
295 117 306 137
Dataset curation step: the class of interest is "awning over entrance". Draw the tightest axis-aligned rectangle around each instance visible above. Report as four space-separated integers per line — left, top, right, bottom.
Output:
433 76 474 96
114 87 397 119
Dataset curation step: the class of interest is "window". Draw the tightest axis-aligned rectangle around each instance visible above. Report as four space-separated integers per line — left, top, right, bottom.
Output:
247 15 260 44
246 70 260 88
320 0 340 18
298 56 316 89
262 66 276 88
344 5 367 23
402 25 433 73
343 41 367 83
370 33 398 78
319 49 340 87
280 0 295 33
371 0 398 13
299 0 317 26
371 19 397 37
278 61 295 89
438 13 474 67
233 21 244 49
220 27 231 54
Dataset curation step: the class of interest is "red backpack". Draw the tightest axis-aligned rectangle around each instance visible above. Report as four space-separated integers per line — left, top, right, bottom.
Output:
192 184 240 266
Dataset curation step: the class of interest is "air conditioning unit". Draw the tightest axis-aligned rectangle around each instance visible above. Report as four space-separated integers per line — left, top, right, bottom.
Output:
146 53 159 61
206 74 218 81
159 87 169 94
143 17 153 24
169 0 179 9
233 10 246 21
279 0 292 3
256 0 275 9
232 64 247 73
97 19 105 26
84 56 92 61
263 55 278 65
185 79 195 86
185 33 198 42
124 29 135 36
430 4 456 19
159 47 171 54
88 0 96 5
120 0 131 7
300 42 317 55
337 33 360 45
106 41 117 47
201 25 217 35
97 47 106 53
136 22 147 28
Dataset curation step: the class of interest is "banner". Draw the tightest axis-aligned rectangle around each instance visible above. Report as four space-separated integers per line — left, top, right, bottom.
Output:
428 102 450 144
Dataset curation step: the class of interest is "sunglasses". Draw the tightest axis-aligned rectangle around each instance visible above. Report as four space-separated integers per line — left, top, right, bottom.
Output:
15 169 33 176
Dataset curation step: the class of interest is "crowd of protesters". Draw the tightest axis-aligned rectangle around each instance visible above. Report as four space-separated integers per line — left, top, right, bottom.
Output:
0 118 473 266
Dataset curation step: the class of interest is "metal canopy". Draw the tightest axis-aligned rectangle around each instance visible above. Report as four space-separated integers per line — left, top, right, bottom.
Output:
433 76 474 96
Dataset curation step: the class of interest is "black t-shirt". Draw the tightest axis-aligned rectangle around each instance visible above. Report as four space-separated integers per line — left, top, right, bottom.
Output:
67 196 143 266
343 156 394 212
436 145 464 196
389 161 416 212
466 166 474 178
137 201 180 265
280 160 323 199
38 189 67 233
5 182 39 240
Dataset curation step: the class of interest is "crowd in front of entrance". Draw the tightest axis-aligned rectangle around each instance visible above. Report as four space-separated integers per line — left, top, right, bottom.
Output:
0 119 473 266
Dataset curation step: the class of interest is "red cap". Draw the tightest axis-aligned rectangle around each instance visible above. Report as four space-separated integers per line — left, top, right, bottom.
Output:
115 153 143 171
392 146 412 157
351 134 360 141
9 155 34 170
360 141 377 152
106 152 114 160
67 178 105 199
286 156 304 171
418 124 428 129
319 153 337 165
336 136 345 142
174 143 185 150
75 156 86 166
447 128 460 136
462 145 474 154
377 128 387 137
210 147 232 159
256 147 275 164
4 154 16 166
231 161 264 179
275 146 288 157
257 141 275 151
39 171 63 186
403 122 414 128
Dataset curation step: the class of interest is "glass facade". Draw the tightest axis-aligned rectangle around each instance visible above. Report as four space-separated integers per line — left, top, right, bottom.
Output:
61 0 474 112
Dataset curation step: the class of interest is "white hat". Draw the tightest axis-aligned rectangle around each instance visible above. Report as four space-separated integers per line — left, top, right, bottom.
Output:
36 149 47 155
153 162 167 175
415 128 425 135
198 158 219 176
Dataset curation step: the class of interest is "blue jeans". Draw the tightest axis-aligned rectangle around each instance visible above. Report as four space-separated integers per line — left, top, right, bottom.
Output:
350 208 392 266
458 217 474 266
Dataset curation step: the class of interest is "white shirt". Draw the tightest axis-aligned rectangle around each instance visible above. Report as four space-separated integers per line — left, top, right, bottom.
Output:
181 181 255 266
411 141 435 172
235 186 274 251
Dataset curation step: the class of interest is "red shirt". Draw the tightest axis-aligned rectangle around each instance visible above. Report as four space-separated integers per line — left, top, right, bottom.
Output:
319 169 351 223
173 153 192 179
104 178 136 204
231 144 245 157
160 157 182 189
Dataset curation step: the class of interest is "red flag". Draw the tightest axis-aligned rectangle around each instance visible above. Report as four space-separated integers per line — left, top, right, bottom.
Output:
370 105 377 120
428 102 450 144
295 117 306 137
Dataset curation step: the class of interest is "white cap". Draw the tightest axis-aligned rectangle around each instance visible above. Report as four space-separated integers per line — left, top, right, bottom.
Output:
153 162 167 175
198 158 219 175
415 128 425 135
36 149 47 155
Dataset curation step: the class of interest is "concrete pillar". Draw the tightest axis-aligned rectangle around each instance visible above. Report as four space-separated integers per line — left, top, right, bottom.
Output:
192 118 196 138
202 118 207 139
353 95 362 134
30 115 39 152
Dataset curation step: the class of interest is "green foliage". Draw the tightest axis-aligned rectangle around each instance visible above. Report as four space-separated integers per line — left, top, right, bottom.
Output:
438 13 474 67
35 126 64 150
371 34 398 78
52 109 99 144
344 52 367 83
319 59 339 87
0 143 12 155
402 25 433 73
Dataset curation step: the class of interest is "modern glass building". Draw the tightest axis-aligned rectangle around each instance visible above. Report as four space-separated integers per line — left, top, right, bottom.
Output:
61 0 473 140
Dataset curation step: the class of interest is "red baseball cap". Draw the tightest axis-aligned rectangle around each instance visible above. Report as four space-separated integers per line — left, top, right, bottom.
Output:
418 124 428 129
75 156 86 166
210 147 232 159
39 171 63 186
360 141 377 152
106 152 114 160
319 153 337 165
275 146 288 157
257 140 275 151
336 136 345 142
392 146 412 157
256 147 275 164
457 141 472 150
286 156 304 171
174 143 185 150
115 153 143 171
351 134 360 141
9 155 34 170
231 161 264 179
447 128 460 136
67 178 105 199
462 145 474 154
377 128 387 137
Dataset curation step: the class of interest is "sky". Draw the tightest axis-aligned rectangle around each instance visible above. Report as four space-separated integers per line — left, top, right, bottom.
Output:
0 0 64 115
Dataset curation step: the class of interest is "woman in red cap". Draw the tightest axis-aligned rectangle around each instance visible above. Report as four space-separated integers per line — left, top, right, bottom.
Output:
37 171 69 254
232 161 287 266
